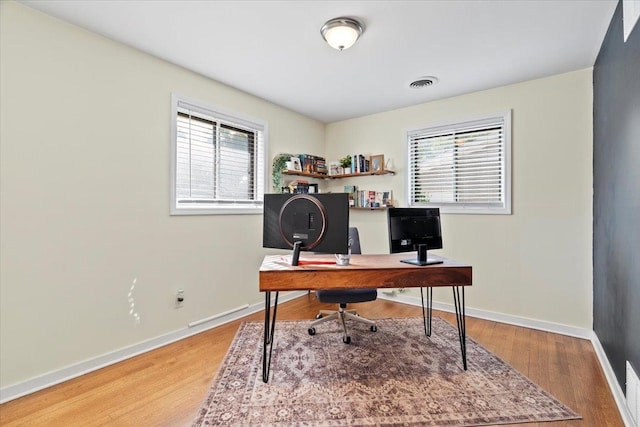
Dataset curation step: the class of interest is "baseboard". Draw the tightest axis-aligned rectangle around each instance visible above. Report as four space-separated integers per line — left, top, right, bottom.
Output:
3 289 633 427
0 291 307 404
378 292 592 339
379 291 634 426
590 332 636 427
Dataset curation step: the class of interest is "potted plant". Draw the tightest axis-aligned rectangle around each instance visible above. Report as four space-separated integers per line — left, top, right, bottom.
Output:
339 156 352 174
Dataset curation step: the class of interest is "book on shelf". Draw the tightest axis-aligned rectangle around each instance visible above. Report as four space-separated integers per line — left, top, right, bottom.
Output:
360 155 368 173
367 190 376 207
348 154 372 174
287 179 310 194
382 190 393 207
297 154 327 175
316 159 327 174
343 185 357 207
350 189 393 208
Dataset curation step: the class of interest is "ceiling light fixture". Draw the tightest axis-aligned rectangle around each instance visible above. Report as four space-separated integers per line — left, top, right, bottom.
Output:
320 17 363 51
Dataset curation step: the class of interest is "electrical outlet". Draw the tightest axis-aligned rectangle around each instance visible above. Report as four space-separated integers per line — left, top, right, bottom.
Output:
175 289 185 308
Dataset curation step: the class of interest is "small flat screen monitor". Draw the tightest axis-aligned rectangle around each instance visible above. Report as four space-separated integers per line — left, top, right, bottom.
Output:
387 207 443 266
263 193 350 265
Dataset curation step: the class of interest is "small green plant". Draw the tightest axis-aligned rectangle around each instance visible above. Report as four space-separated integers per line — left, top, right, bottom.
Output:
272 154 292 192
339 156 352 170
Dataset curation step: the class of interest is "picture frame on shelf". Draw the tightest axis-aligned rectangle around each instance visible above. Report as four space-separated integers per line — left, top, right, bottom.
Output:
370 154 384 172
329 161 341 176
308 183 319 193
382 190 393 207
289 156 302 171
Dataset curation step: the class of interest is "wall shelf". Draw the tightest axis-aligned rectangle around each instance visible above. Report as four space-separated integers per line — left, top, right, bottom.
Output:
350 206 390 210
281 170 395 179
280 168 395 210
281 170 327 179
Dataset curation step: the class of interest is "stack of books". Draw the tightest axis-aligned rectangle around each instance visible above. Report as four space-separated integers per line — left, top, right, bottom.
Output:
289 179 310 193
297 154 327 175
350 154 370 174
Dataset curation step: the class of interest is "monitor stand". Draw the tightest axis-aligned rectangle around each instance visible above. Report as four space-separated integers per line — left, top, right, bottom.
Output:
290 241 302 266
401 244 443 266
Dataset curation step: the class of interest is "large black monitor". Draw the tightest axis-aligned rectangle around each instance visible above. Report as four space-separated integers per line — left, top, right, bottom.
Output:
263 193 350 265
387 207 443 266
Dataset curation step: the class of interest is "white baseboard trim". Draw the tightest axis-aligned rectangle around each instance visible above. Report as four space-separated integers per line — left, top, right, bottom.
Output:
378 292 592 339
3 289 633 427
0 291 307 404
590 331 636 427
379 292 634 426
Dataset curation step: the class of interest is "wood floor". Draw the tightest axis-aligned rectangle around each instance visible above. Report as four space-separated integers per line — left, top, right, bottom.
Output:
0 295 623 426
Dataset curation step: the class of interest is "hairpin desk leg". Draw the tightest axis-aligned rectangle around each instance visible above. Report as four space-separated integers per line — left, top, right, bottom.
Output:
452 286 467 370
262 291 279 383
420 287 433 337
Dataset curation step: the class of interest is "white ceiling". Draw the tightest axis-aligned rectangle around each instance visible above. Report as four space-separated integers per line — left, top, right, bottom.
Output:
19 0 618 123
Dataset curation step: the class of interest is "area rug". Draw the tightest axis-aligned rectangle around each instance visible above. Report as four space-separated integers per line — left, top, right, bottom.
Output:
193 317 580 426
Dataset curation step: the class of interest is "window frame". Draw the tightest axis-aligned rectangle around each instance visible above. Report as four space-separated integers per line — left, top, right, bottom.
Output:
405 110 512 215
170 93 267 215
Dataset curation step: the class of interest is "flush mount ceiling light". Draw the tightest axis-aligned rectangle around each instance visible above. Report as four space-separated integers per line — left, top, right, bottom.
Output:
320 17 363 51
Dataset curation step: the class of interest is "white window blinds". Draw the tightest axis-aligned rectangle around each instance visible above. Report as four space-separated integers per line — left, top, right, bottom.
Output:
407 111 511 214
171 95 266 215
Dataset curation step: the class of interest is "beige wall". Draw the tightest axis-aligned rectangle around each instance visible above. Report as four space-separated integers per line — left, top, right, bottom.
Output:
326 69 593 330
1 0 593 392
0 2 325 388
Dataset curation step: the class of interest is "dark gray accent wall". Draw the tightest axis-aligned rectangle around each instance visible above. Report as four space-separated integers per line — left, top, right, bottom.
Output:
593 2 640 390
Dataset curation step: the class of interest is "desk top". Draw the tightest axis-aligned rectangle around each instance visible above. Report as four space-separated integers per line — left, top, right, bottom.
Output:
259 253 472 291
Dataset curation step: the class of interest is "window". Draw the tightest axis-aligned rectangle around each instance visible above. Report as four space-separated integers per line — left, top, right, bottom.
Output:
407 111 511 214
170 94 266 215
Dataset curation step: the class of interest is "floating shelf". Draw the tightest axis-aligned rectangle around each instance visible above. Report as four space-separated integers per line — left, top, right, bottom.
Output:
281 170 395 179
281 170 328 179
350 206 390 210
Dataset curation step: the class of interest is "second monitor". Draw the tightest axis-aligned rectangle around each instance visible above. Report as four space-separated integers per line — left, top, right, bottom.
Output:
387 207 443 266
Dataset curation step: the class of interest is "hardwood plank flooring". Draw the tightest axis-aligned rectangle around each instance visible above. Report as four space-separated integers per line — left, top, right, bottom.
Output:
0 295 623 426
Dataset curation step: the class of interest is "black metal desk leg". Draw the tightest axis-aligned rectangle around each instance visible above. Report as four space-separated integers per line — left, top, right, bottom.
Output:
420 287 433 337
452 286 467 370
262 291 279 383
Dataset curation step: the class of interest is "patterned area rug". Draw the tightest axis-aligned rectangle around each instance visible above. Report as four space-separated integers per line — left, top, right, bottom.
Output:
193 317 580 426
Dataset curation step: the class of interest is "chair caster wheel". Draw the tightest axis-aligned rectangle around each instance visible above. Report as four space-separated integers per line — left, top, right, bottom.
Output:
343 336 351 344
370 325 377 332
308 328 316 336
315 314 323 319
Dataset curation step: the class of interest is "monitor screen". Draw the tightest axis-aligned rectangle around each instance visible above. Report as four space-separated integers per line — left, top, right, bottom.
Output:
263 193 350 265
387 207 443 265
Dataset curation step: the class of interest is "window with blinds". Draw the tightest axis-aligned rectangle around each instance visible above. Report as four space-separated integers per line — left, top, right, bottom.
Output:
170 95 266 215
407 111 511 214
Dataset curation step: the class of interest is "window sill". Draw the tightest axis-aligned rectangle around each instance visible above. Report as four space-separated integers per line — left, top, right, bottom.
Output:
171 205 263 216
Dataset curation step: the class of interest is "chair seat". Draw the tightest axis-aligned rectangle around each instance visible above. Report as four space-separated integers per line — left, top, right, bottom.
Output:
316 288 377 304
309 228 377 344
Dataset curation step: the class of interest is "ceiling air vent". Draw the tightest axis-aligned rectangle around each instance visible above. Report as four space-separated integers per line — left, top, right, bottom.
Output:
409 76 439 89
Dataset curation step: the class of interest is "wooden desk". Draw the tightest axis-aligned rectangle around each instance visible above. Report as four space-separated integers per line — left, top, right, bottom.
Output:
259 253 472 382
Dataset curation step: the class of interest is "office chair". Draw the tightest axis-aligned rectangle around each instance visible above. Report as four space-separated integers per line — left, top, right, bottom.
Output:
307 227 377 344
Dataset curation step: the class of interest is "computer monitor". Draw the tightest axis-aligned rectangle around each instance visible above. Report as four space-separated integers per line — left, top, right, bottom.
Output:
387 207 443 266
263 193 350 265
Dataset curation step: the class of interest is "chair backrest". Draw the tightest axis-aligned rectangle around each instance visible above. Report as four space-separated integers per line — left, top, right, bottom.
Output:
349 227 362 255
